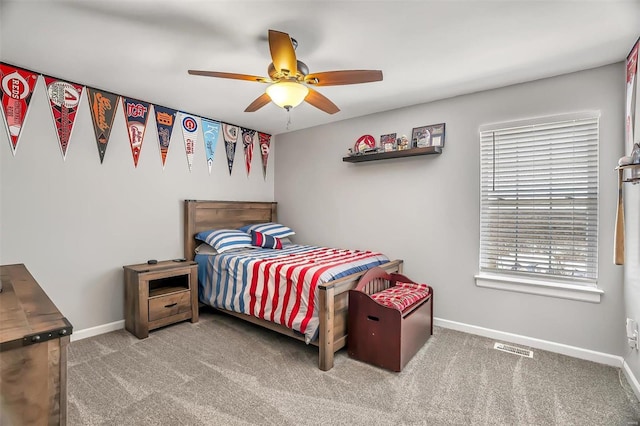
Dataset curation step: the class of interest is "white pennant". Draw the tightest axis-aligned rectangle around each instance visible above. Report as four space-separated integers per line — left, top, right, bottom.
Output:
180 112 200 172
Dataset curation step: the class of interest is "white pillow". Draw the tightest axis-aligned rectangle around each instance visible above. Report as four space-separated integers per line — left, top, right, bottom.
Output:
195 243 218 255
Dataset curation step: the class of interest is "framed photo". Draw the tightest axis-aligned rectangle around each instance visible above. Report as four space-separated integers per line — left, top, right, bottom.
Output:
380 133 396 152
411 123 446 148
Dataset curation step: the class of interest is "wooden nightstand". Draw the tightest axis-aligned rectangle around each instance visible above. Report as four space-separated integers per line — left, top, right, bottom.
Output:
123 260 199 338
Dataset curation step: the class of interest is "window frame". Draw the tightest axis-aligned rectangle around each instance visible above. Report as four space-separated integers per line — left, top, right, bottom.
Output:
475 111 603 303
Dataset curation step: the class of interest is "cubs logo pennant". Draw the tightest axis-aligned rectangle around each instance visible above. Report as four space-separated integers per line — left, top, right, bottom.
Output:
153 105 177 169
241 127 256 177
258 132 271 180
0 64 39 156
122 97 150 167
201 118 220 175
43 76 84 161
86 88 119 163
180 112 199 172
222 122 239 175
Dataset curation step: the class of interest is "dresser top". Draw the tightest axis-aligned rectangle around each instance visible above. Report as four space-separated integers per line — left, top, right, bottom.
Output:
0 264 71 349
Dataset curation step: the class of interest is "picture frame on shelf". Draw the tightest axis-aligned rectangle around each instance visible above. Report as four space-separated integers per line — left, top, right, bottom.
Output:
380 133 396 152
411 123 446 148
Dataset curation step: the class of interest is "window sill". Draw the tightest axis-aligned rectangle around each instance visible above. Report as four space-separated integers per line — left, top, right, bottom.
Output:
474 273 603 303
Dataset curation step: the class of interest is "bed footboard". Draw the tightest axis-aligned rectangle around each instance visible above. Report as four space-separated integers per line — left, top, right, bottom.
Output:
317 259 403 371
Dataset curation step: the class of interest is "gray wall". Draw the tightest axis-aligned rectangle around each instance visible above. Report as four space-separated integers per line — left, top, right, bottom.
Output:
624 113 640 381
275 64 626 356
0 6 631 365
625 182 640 384
0 77 275 331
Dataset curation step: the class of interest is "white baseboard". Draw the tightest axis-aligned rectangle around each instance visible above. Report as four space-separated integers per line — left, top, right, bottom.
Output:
434 317 623 368
71 320 124 342
623 360 640 402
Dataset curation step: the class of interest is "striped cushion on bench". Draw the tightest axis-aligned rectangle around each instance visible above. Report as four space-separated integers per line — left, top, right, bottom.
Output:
371 282 430 313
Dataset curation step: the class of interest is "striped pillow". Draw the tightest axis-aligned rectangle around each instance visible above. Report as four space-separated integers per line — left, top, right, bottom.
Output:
239 222 295 238
250 230 283 249
195 229 253 253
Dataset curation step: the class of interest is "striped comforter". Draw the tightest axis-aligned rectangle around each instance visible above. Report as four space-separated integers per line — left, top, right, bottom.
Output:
195 244 389 343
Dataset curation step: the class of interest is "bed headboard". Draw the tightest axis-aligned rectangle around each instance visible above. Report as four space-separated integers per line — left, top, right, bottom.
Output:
184 200 278 260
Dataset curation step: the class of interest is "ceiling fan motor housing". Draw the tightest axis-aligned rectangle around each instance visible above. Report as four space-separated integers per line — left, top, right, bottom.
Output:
268 61 310 81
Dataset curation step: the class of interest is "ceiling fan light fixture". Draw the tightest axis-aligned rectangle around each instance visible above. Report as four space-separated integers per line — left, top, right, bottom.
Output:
266 81 309 110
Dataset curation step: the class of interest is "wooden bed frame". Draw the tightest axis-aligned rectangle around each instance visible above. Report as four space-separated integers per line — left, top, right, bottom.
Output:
183 200 403 371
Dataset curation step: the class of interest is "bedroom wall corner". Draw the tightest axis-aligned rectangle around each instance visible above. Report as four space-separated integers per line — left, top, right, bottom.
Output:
0 76 276 333
274 63 627 358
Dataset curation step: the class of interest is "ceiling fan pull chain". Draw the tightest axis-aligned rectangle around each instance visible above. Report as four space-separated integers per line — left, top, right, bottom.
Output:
286 109 292 130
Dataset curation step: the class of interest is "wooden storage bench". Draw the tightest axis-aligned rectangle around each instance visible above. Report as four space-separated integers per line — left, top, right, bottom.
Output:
347 267 433 372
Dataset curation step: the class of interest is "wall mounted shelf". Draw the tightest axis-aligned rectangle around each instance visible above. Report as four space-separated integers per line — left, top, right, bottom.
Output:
343 146 442 163
616 163 640 184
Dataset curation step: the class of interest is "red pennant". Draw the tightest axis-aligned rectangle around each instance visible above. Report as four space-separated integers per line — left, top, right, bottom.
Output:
258 132 271 180
43 76 84 160
122 97 151 167
0 64 39 155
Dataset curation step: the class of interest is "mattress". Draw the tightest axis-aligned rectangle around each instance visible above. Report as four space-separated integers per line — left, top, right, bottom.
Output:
195 244 389 342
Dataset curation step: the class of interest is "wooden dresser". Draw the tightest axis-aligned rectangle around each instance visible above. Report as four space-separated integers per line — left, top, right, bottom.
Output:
0 264 72 425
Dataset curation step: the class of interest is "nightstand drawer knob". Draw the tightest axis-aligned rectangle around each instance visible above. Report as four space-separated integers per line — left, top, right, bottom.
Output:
164 302 178 308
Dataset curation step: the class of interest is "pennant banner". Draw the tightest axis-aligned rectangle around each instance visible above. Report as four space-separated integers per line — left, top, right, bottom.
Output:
43 76 84 160
241 127 256 177
258 132 271 180
122 97 150 167
0 64 39 155
87 88 119 163
154 105 177 169
181 112 199 172
201 118 220 175
222 123 239 175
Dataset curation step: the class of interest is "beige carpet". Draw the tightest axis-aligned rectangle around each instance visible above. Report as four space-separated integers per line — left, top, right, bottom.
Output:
68 311 640 425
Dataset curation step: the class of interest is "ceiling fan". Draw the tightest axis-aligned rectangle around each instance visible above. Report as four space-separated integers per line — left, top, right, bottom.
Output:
188 29 383 114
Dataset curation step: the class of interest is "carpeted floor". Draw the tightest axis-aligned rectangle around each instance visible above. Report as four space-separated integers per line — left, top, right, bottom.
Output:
68 311 640 425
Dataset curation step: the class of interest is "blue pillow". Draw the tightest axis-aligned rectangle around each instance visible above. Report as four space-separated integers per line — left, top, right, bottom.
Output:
239 222 295 238
195 229 252 253
251 230 283 249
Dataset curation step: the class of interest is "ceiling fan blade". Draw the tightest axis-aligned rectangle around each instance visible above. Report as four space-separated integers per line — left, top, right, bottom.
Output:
244 93 272 112
188 70 271 83
304 88 340 114
304 70 383 86
268 30 297 77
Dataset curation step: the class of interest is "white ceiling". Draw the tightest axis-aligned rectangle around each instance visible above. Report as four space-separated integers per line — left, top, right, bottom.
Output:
1 1 639 136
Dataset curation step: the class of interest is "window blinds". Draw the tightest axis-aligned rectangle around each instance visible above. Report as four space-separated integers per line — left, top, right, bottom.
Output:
479 114 599 284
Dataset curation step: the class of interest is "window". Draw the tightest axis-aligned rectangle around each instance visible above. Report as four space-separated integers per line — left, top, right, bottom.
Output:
478 112 599 293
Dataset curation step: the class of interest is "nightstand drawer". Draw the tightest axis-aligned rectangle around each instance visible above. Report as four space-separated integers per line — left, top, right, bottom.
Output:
148 291 191 322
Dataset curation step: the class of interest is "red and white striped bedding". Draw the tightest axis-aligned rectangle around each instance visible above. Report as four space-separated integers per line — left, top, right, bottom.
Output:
195 244 389 342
